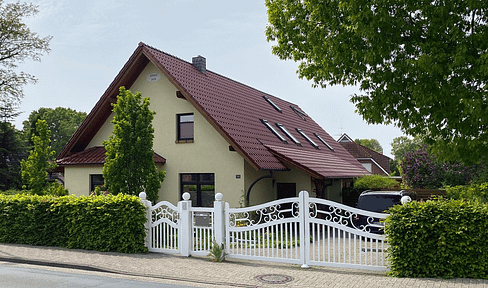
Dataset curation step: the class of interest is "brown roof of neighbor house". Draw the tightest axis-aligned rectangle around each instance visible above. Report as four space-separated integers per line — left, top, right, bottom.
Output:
57 146 166 166
338 140 391 174
57 43 368 179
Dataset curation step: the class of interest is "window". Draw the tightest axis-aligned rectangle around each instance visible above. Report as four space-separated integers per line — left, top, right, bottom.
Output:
290 105 308 120
177 113 194 141
276 123 301 146
90 174 104 192
260 119 287 143
263 96 282 113
296 129 319 149
362 163 373 173
314 133 334 151
180 173 215 207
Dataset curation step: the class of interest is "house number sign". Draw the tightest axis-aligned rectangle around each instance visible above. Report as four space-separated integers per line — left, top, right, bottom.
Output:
147 73 160 82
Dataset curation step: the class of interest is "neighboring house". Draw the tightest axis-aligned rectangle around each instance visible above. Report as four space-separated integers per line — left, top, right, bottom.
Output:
337 134 391 176
56 43 369 207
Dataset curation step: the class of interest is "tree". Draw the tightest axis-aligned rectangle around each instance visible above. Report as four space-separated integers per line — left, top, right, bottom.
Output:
0 1 51 109
0 120 26 190
103 87 165 203
265 0 488 164
23 107 87 156
390 136 423 162
20 119 56 194
354 138 383 154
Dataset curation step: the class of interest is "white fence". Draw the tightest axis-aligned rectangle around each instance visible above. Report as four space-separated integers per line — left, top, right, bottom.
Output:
140 191 388 271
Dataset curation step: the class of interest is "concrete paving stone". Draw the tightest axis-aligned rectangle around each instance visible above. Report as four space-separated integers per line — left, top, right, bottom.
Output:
1 244 488 287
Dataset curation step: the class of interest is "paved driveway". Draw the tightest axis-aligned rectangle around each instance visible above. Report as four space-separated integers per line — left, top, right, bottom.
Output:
0 244 487 287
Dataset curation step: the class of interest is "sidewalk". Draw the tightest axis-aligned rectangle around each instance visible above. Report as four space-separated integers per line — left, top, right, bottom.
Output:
0 244 487 288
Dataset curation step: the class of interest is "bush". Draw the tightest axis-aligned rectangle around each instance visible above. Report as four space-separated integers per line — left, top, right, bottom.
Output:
354 175 399 190
385 199 488 279
0 194 147 253
446 183 488 204
401 148 444 189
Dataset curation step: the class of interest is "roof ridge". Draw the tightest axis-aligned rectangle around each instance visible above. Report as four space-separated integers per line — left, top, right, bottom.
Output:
141 42 299 107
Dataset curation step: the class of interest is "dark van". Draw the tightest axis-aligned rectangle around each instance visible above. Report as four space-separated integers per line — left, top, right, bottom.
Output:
354 190 411 234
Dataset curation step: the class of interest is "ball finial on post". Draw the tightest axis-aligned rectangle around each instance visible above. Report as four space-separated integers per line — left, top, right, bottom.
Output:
215 193 223 201
139 192 147 200
182 192 191 201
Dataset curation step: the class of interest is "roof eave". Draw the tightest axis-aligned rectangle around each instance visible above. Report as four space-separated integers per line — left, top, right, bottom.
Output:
57 43 149 159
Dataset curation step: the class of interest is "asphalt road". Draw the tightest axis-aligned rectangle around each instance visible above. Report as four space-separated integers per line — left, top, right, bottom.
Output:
0 264 203 288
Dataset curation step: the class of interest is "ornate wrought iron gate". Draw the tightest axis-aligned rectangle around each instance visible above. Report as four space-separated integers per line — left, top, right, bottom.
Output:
141 190 388 271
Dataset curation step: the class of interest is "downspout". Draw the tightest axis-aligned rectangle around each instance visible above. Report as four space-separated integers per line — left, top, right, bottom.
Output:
246 170 274 204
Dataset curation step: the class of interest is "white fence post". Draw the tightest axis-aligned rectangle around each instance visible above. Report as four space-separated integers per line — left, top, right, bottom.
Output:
299 190 310 268
178 192 192 257
139 192 152 248
213 193 225 246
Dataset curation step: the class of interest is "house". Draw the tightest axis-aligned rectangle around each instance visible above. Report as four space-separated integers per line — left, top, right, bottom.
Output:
337 134 391 176
56 43 369 207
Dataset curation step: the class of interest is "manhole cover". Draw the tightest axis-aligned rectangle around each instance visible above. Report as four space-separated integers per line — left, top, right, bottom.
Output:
255 274 294 284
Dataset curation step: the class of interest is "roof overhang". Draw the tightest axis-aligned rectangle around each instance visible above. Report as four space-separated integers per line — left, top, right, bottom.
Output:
264 144 370 179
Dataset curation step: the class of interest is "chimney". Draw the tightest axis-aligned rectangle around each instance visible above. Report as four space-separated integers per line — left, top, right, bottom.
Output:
192 55 206 74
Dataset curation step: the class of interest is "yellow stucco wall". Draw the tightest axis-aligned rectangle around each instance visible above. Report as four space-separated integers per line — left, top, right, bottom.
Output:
64 165 103 196
244 161 313 206
66 62 245 206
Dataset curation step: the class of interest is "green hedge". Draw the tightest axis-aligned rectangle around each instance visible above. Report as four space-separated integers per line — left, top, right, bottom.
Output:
0 194 148 253
446 182 488 204
385 199 488 278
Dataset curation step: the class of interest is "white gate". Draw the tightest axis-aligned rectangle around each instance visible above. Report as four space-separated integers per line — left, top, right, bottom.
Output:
145 200 180 253
140 191 388 271
303 191 388 270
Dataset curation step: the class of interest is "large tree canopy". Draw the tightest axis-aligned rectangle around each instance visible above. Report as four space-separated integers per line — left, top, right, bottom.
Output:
265 0 488 164
0 1 51 110
23 107 86 156
354 138 383 154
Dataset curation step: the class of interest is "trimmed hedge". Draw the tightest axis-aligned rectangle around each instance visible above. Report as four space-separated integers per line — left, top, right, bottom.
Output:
385 199 488 279
0 194 148 253
446 182 488 204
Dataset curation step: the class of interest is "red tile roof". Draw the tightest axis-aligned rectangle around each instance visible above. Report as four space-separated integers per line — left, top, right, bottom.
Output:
57 43 368 178
57 146 166 165
339 141 390 174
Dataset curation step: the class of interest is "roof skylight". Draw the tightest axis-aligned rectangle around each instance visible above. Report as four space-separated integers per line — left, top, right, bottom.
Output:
263 96 282 113
290 105 308 120
314 133 334 151
276 123 301 146
296 129 319 149
261 119 287 143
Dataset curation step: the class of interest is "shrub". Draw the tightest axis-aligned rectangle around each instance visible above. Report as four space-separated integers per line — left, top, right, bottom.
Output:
343 175 399 207
401 148 444 189
354 175 399 190
446 183 488 204
0 193 147 253
385 199 488 279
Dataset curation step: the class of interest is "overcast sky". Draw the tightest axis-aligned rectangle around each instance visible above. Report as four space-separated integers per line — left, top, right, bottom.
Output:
13 0 405 158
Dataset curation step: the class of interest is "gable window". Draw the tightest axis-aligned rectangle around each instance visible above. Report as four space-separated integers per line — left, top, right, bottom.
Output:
314 133 334 151
260 119 287 144
180 173 215 207
177 113 194 142
276 123 301 146
90 174 104 192
296 129 319 149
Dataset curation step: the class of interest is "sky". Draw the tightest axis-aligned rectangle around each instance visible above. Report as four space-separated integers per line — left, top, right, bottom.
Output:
12 0 405 158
